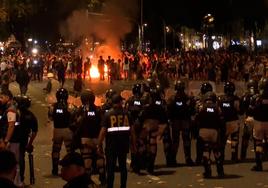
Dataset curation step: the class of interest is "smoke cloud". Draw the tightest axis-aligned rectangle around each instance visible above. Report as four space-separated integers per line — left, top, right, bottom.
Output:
60 0 138 59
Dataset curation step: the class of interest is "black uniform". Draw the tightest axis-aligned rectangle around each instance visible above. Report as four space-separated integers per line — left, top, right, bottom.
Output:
125 94 145 172
49 100 73 175
101 104 132 188
193 82 213 165
138 96 168 174
195 92 224 178
249 78 268 171
240 79 259 160
218 94 240 161
218 82 240 161
18 108 38 182
76 104 106 184
167 92 195 166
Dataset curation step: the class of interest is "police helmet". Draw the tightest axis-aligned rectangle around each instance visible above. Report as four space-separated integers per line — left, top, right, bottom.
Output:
149 86 162 102
200 82 213 95
105 89 116 99
204 91 217 103
81 89 95 105
224 81 235 95
56 88 68 102
259 77 268 94
132 84 142 96
175 80 185 92
14 95 31 109
247 79 258 91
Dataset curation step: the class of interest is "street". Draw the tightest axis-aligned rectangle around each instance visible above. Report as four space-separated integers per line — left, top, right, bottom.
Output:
9 78 268 188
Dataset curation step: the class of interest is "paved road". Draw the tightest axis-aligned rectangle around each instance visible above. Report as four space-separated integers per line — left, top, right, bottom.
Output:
8 78 268 188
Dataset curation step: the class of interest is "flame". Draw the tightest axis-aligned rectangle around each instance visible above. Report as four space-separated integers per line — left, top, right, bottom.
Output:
89 64 108 79
90 65 100 78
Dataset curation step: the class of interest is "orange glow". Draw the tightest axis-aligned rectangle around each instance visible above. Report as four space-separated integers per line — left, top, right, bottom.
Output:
89 64 109 79
90 65 100 78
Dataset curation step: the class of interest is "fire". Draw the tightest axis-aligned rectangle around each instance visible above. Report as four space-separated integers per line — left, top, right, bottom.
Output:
89 64 108 79
90 65 100 78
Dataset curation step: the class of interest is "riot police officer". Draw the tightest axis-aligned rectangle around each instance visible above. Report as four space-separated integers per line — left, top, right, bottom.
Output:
218 81 240 162
138 87 168 174
240 79 259 160
167 80 195 166
0 89 23 186
48 88 73 176
98 94 135 188
249 77 268 171
194 82 213 164
14 95 38 184
75 89 106 185
195 91 224 178
125 83 145 173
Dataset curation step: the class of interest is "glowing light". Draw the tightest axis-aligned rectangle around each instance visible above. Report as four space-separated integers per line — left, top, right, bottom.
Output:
32 48 38 54
90 65 100 78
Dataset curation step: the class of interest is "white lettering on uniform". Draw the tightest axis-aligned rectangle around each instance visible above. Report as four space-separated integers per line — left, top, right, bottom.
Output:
223 103 230 107
176 101 183 106
206 108 214 112
56 109 63 113
87 111 96 116
134 101 141 106
107 126 130 132
155 101 161 105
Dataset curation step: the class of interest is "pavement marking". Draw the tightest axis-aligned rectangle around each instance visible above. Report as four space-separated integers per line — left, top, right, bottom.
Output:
126 158 161 181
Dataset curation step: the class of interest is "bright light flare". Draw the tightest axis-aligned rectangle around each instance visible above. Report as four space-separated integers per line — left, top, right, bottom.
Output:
90 65 100 78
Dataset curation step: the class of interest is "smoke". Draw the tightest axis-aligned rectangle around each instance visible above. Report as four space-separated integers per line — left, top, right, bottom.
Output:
60 0 138 59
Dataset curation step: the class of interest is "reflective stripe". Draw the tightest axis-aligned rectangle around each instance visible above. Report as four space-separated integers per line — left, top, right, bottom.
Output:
107 126 130 132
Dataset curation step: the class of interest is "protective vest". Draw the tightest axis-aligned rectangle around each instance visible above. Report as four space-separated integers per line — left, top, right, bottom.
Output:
197 102 220 129
105 108 131 153
253 95 268 122
218 95 239 121
52 102 70 128
80 105 101 138
169 94 191 120
127 96 143 120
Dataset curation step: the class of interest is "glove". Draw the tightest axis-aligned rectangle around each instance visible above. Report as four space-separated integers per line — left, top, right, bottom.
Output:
26 144 34 153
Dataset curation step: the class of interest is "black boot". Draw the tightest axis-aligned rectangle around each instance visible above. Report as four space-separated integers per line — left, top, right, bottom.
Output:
184 145 194 166
52 158 59 176
203 158 212 178
216 161 224 178
251 152 263 171
231 151 238 162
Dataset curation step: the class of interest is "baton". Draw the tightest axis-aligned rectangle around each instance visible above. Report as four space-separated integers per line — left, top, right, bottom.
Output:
28 152 35 185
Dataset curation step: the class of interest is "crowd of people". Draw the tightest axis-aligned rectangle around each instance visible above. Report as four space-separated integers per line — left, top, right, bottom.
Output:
1 46 268 188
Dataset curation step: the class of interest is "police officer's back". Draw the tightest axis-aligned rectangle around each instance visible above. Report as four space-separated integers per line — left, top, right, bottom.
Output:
240 79 259 160
75 89 106 185
196 91 224 178
167 80 195 166
250 77 268 171
49 88 73 176
217 81 240 161
98 94 134 188
14 95 38 183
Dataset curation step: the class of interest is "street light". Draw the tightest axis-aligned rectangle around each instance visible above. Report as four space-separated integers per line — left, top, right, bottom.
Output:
203 13 215 49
